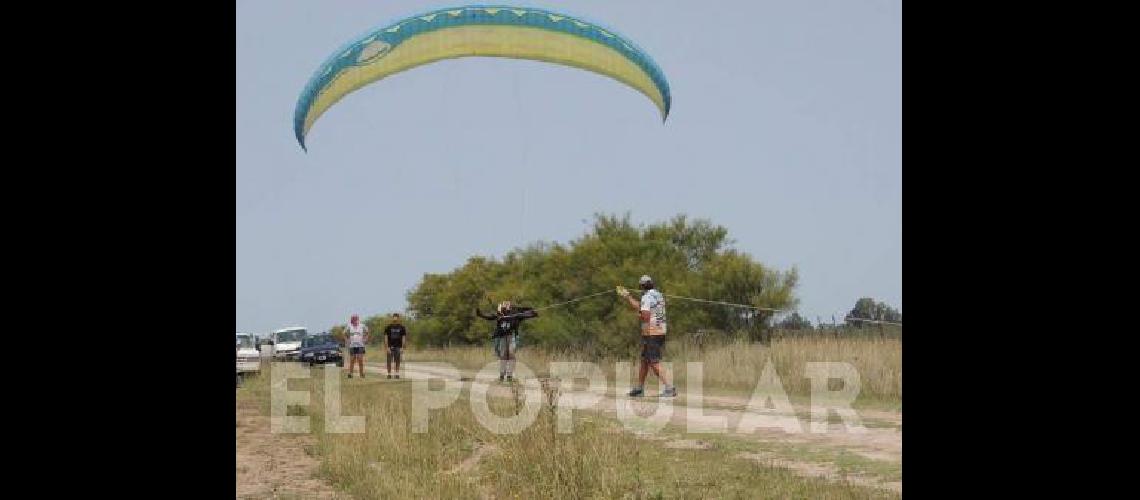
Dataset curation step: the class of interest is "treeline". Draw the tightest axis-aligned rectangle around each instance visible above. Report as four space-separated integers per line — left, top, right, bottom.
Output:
369 214 801 356
326 214 902 352
774 298 902 331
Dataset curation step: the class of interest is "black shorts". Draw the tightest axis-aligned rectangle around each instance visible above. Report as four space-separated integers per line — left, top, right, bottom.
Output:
350 346 365 355
640 336 665 363
386 346 402 363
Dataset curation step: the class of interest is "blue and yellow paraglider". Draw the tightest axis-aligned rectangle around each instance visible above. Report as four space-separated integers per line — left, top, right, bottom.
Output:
294 5 671 150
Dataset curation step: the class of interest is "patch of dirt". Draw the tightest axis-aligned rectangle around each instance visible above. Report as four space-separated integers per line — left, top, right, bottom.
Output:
663 439 715 450
385 362 904 486
631 431 673 441
447 441 498 475
730 421 902 464
795 424 902 463
737 452 901 494
444 441 498 500
236 400 347 499
852 449 899 462
698 393 902 426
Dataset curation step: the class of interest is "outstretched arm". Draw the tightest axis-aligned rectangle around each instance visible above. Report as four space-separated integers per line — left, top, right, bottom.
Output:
625 296 640 311
504 307 538 321
618 288 640 310
475 308 497 320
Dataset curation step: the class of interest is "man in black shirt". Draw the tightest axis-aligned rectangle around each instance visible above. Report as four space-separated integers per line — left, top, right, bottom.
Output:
383 313 408 379
475 301 537 382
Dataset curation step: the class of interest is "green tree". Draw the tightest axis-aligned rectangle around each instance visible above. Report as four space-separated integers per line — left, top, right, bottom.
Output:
403 213 799 354
844 297 902 326
777 312 813 330
329 324 347 344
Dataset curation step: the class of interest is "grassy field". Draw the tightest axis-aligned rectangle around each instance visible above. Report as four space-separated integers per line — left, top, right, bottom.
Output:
406 337 902 409
238 367 899 499
237 337 901 499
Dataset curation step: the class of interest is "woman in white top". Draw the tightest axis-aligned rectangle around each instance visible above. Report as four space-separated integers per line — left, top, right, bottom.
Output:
346 314 369 378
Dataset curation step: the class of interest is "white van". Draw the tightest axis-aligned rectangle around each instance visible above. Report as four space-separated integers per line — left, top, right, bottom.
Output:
236 332 261 374
270 326 308 361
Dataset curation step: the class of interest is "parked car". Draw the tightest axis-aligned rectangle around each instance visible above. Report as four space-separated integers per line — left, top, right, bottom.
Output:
269 326 308 361
236 332 261 375
299 333 344 367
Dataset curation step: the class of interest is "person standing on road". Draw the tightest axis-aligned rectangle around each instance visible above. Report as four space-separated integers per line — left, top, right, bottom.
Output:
475 301 537 382
383 313 408 379
346 314 369 379
617 275 676 397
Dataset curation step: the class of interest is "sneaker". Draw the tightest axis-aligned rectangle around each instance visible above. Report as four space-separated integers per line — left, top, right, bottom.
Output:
347 373 353 379
661 386 677 398
395 374 400 379
499 374 505 382
506 375 513 382
387 374 392 379
628 387 644 397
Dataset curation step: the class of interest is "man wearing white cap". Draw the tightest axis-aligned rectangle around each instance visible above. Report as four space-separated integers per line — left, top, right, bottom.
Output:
617 275 676 397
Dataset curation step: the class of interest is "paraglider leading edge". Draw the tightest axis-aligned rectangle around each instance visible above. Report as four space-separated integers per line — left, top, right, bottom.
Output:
293 5 672 150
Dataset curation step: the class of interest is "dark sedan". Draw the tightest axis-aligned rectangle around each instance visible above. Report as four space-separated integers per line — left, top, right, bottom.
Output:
299 334 344 367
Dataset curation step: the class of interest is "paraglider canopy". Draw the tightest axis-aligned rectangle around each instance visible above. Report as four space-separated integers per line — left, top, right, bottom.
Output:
294 5 672 150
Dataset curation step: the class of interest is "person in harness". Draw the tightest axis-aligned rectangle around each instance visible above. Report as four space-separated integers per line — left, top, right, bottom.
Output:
475 301 537 382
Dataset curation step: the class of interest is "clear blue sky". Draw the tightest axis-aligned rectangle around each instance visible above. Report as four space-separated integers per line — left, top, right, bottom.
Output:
236 0 901 334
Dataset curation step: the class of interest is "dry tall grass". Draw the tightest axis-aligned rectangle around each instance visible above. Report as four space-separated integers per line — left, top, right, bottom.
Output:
408 336 901 406
236 366 900 499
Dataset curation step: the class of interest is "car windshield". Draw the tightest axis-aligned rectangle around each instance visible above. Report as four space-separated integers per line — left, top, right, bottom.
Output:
307 337 337 348
236 335 254 348
275 329 306 342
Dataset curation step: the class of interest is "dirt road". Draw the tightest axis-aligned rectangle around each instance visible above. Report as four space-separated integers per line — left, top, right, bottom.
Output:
365 361 902 493
236 398 347 499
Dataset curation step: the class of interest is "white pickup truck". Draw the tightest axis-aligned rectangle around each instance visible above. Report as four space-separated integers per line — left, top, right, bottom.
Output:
269 326 308 361
236 332 262 375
